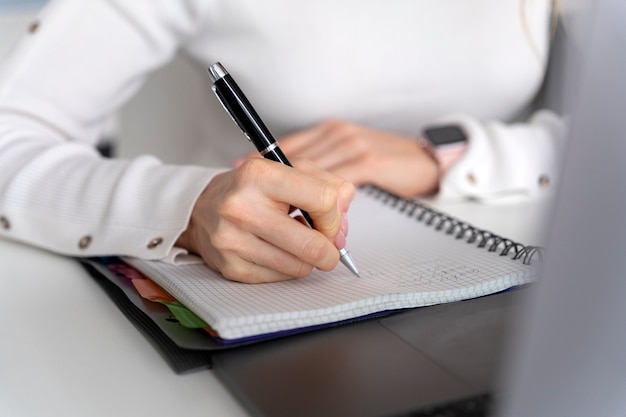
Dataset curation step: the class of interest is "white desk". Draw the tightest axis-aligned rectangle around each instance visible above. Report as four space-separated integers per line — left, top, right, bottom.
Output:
0 197 550 417
0 238 250 417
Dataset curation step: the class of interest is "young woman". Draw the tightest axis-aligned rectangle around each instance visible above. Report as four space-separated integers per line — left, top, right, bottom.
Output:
0 0 563 282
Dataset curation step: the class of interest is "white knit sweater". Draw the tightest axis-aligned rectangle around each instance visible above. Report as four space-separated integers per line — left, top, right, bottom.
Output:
0 0 564 261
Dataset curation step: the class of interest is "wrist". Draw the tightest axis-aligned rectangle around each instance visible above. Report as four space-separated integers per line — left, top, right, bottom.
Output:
417 124 468 176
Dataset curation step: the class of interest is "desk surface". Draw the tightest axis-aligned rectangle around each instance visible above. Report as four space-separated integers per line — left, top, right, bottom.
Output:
0 197 550 417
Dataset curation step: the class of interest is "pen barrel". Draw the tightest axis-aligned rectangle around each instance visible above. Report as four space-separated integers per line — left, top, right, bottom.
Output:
212 75 277 152
209 63 360 277
263 146 292 166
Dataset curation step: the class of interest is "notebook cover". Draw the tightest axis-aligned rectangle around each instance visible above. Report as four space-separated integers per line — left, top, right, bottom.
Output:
79 257 395 373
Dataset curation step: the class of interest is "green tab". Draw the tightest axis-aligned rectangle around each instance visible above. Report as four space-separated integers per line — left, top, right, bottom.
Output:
162 301 208 328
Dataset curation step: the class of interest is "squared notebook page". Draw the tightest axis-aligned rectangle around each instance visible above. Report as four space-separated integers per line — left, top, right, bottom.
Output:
126 188 537 340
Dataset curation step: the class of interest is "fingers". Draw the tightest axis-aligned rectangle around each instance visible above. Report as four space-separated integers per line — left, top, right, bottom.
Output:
281 160 352 250
181 158 354 283
232 121 340 168
235 120 366 172
246 206 341 269
226 159 351 273
277 121 334 156
282 119 441 197
279 121 381 188
251 158 355 243
290 158 356 213
206 229 319 283
279 120 359 168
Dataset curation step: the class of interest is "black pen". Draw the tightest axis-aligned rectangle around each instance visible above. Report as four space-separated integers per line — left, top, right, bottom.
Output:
207 62 360 277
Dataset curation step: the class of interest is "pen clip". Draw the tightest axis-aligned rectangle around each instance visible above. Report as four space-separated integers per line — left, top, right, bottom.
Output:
211 84 253 143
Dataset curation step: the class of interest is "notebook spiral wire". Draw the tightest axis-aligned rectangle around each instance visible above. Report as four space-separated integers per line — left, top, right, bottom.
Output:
363 185 542 265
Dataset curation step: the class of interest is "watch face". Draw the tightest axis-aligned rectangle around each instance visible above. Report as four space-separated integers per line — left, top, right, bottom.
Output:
423 125 467 146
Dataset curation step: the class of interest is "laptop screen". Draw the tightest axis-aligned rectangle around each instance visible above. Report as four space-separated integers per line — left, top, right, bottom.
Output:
496 1 626 416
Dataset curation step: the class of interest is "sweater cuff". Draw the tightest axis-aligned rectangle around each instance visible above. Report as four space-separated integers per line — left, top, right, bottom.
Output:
431 111 566 202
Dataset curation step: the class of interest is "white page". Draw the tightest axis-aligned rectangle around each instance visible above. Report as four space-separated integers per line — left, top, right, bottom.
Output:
127 187 537 340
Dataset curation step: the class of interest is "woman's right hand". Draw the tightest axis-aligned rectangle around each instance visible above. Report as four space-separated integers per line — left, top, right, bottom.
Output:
176 157 355 283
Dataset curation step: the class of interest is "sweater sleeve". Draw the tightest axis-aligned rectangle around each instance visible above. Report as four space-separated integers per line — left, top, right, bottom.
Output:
436 109 567 202
0 0 219 260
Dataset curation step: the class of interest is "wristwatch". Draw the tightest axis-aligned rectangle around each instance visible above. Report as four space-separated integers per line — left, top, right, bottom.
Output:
417 124 468 174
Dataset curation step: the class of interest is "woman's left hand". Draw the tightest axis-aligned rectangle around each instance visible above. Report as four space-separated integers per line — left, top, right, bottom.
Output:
238 120 440 198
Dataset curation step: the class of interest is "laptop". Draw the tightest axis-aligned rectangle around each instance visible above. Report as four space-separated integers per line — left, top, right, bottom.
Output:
495 1 626 416
212 289 522 417
210 1 626 416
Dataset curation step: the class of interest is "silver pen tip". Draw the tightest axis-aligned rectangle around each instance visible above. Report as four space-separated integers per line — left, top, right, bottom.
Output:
339 247 360 277
208 62 228 83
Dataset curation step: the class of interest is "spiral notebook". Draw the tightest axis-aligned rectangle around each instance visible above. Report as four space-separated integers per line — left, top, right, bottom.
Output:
125 186 540 342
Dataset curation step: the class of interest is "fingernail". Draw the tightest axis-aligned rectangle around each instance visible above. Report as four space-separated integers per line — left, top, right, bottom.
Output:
334 230 347 249
341 213 349 236
232 157 245 168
